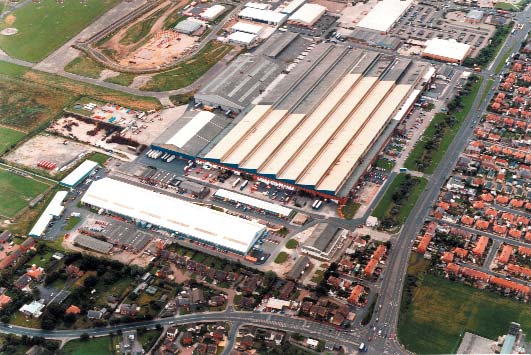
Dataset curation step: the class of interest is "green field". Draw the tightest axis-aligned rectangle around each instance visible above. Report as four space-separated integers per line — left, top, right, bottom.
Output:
341 200 361 220
0 169 50 218
142 41 233 91
374 157 395 171
398 254 531 354
274 252 289 264
0 126 25 154
64 216 81 231
405 77 482 173
65 54 105 79
0 0 120 62
495 2 519 10
285 239 298 249
372 173 427 229
60 336 113 355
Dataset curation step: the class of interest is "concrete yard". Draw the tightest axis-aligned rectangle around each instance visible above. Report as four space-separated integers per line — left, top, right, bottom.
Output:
4 134 94 175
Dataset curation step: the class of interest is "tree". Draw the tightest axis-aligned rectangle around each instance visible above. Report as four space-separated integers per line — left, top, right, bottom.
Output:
80 333 90 341
84 275 98 289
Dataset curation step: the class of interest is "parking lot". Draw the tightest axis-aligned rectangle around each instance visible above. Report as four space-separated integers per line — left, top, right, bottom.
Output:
391 4 495 57
287 14 338 37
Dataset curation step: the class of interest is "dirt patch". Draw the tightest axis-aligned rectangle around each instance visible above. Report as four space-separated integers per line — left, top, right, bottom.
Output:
4 14 15 26
99 69 120 81
130 74 153 89
3 133 95 175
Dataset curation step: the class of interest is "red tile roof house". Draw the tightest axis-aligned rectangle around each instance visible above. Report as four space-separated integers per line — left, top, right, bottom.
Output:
472 236 488 257
461 267 490 282
498 245 514 264
441 251 454 263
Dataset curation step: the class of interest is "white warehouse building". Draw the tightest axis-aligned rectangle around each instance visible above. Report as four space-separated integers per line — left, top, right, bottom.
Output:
238 7 288 26
81 178 266 254
288 3 326 27
201 4 226 21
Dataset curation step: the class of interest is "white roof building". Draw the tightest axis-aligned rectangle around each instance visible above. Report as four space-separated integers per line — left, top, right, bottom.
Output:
238 7 288 26
166 111 215 149
60 160 98 188
266 298 291 310
280 0 307 14
227 31 258 46
421 38 471 64
213 189 293 217
231 21 263 35
201 4 226 21
288 4 326 27
20 301 45 318
356 0 412 33
81 178 265 254
245 2 270 10
29 191 68 238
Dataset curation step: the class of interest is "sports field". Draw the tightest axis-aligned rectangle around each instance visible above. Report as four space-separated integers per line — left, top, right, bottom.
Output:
61 336 113 355
0 127 25 154
398 254 531 354
0 169 50 218
0 0 120 62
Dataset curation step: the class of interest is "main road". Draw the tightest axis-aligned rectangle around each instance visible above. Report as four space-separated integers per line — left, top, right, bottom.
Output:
366 4 531 355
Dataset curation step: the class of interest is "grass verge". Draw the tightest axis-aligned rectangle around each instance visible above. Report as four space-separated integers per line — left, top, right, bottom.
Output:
61 336 114 355
285 239 298 249
64 54 105 79
274 252 289 264
404 77 482 173
372 173 427 229
341 200 361 220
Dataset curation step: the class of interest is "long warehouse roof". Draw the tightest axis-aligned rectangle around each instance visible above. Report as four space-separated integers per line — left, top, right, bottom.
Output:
61 160 98 187
29 191 68 237
205 44 428 195
81 178 265 254
214 188 293 217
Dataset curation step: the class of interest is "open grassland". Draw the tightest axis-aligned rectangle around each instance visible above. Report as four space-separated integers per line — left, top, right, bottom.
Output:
0 0 119 62
105 72 137 87
141 41 233 91
0 126 25 154
372 173 427 229
0 61 161 112
398 254 531 354
61 336 114 355
65 54 105 79
0 168 50 218
0 74 72 132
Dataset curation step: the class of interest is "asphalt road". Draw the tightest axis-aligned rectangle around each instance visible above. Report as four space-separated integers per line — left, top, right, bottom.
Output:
364 6 531 355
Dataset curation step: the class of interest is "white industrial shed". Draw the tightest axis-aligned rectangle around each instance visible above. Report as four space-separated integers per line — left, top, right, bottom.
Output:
166 111 215 149
280 0 307 14
201 4 226 21
231 21 263 35
213 189 293 218
239 7 287 26
60 160 98 188
227 31 258 46
288 4 326 27
356 0 412 33
29 191 68 238
245 2 270 10
421 38 471 64
81 178 266 254
174 19 202 34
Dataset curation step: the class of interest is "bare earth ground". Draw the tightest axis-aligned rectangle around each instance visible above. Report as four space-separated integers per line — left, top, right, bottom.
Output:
98 0 196 70
3 134 94 174
47 105 186 160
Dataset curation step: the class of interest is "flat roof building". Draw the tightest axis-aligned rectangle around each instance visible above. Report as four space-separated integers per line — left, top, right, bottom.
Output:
421 38 471 64
356 0 412 33
287 4 326 27
286 255 311 280
280 0 307 14
60 160 98 188
29 191 68 238
74 235 113 254
301 223 348 261
227 31 258 47
81 178 265 254
238 7 288 26
194 53 282 113
213 188 293 218
231 21 263 35
201 4 226 21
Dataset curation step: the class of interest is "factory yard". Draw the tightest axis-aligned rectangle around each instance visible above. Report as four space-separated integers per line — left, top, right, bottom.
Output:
3 134 95 176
